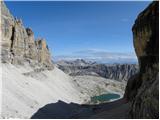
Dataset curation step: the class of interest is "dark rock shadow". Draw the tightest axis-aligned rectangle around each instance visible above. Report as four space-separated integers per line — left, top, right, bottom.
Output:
31 100 96 119
31 99 127 119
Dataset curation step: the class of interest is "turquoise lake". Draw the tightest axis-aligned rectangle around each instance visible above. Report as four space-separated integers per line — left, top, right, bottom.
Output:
91 93 120 103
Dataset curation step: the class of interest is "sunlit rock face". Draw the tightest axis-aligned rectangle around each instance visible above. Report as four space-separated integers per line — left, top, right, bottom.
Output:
1 2 53 69
25 28 37 61
125 1 159 118
1 2 15 63
35 39 53 69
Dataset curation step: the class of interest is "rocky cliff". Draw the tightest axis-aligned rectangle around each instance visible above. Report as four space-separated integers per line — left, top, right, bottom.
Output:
125 1 159 118
1 2 53 69
57 59 139 82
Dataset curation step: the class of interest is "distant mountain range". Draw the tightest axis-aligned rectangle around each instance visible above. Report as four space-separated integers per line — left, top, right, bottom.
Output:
56 59 139 82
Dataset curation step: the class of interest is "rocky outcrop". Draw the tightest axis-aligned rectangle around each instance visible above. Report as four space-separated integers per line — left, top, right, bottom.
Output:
56 59 139 82
25 28 37 61
1 2 53 69
125 1 159 118
35 39 53 68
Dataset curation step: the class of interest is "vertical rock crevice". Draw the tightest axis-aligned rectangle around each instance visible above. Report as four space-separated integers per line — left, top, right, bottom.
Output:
10 26 15 52
10 26 15 64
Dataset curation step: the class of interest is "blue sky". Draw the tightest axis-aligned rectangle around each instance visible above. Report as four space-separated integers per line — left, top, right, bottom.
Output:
5 1 151 63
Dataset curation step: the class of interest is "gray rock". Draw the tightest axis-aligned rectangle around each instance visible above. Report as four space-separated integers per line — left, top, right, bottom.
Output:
1 2 54 70
125 1 159 118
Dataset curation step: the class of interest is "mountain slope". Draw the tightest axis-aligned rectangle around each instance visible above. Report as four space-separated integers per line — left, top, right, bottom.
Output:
2 64 85 118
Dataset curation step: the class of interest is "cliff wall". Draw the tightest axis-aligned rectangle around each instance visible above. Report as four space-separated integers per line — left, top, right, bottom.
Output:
125 2 159 118
1 2 53 69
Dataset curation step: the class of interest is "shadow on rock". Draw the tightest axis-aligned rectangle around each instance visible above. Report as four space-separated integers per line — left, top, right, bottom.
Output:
31 99 128 119
31 100 95 119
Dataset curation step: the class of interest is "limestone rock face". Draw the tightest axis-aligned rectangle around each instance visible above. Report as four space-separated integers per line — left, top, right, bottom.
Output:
125 2 159 118
1 2 14 63
10 19 29 64
35 39 53 69
25 28 37 60
1 2 54 69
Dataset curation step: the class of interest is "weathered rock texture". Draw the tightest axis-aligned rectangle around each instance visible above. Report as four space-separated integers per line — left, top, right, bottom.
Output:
57 59 139 82
125 1 159 118
1 2 53 69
